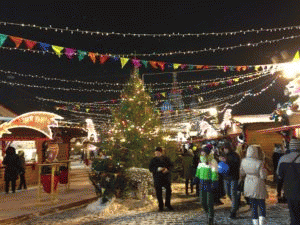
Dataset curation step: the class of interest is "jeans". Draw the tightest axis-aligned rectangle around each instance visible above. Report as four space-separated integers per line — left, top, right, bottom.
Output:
287 198 300 225
224 178 240 213
250 198 266 219
200 190 214 219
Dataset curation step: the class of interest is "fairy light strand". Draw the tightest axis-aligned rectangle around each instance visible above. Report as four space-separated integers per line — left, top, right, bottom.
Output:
1 21 300 37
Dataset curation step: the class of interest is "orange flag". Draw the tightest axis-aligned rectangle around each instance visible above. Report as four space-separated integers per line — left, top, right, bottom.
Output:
149 61 158 69
9 36 23 48
157 62 166 71
89 52 97 63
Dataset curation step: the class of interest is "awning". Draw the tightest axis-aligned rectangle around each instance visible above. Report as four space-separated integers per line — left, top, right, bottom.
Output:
256 124 300 133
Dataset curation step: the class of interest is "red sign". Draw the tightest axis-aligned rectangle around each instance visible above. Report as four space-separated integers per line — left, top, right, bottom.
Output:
0 111 63 139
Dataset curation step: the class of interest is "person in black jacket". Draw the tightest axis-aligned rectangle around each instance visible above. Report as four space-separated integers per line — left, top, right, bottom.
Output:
272 143 284 202
2 147 22 194
149 147 174 211
277 138 300 225
222 141 241 219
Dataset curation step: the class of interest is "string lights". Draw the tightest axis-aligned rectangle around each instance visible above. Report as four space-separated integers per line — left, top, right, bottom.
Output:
1 21 300 37
0 79 122 93
1 32 300 57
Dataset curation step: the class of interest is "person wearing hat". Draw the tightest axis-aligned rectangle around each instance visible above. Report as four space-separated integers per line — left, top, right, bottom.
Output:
149 147 174 211
277 137 300 225
195 145 219 225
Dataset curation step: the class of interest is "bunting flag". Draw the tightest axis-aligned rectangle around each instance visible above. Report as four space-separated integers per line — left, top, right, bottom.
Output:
39 42 51 51
223 66 229 72
161 92 166 97
77 50 87 61
293 51 300 62
173 63 181 69
65 48 76 59
132 59 142 68
157 62 166 71
0 34 7 47
52 45 64 57
188 65 194 70
141 60 148 68
89 52 97 63
181 64 187 70
149 61 158 69
196 65 204 70
9 36 23 48
24 39 37 49
120 57 129 68
100 55 109 64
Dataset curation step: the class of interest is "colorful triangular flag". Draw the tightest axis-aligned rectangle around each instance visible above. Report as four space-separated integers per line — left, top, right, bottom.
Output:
120 57 129 68
100 55 109 64
89 52 97 63
39 42 51 51
9 36 23 48
24 39 37 49
0 34 7 47
65 48 76 59
77 50 87 61
52 45 64 57
293 51 300 62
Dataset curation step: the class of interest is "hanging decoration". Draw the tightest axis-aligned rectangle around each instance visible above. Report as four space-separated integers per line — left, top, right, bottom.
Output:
24 39 37 49
52 45 64 57
121 57 130 68
88 52 97 63
2 20 300 37
0 34 7 46
65 48 76 59
9 36 23 48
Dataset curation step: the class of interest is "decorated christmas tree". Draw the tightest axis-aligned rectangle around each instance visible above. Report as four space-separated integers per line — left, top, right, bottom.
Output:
111 68 165 168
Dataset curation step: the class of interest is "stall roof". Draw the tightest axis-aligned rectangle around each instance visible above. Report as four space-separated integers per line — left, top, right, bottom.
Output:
256 124 300 133
233 114 273 124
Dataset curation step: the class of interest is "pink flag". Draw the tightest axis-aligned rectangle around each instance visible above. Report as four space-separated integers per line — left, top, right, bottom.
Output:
65 48 76 59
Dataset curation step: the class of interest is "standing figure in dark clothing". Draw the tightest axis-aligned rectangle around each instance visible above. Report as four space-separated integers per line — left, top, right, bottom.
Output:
2 147 22 194
149 147 174 211
192 146 201 197
222 142 241 219
18 151 27 190
272 143 284 202
182 148 194 195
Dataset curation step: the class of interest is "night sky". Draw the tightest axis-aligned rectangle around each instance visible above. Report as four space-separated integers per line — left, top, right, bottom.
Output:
0 1 297 123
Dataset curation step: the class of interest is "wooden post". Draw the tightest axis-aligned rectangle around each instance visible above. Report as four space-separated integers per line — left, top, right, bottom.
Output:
51 164 55 203
67 161 70 191
37 165 42 204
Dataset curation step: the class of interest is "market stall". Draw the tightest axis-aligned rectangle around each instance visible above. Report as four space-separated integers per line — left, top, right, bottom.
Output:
0 111 88 196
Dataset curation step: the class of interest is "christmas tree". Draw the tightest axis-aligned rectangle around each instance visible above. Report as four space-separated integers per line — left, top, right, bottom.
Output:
111 68 165 168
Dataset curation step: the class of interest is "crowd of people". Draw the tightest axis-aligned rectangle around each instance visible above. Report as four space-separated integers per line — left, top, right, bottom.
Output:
149 137 300 225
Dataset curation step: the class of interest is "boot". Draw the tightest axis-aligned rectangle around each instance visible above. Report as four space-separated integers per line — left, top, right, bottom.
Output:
252 219 259 225
259 216 265 225
186 187 189 195
208 217 214 225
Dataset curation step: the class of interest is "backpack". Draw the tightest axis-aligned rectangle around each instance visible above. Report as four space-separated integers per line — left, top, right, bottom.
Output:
218 161 230 176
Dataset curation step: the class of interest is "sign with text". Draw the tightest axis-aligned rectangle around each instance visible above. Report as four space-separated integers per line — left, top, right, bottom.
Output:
0 111 63 139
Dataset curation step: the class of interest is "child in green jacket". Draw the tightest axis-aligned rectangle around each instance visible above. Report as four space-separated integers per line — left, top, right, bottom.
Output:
196 145 219 225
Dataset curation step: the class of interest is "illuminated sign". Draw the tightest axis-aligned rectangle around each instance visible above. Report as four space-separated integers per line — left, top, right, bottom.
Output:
0 111 63 139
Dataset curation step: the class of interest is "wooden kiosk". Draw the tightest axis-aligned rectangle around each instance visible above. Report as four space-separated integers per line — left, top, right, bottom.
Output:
0 111 87 203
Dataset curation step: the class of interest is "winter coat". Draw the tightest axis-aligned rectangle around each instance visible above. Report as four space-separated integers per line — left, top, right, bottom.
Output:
2 148 22 181
240 145 268 199
223 151 241 180
149 155 173 184
182 150 194 179
277 150 300 199
195 157 218 192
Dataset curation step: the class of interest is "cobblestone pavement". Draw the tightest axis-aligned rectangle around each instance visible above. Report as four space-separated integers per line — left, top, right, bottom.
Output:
19 182 291 225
